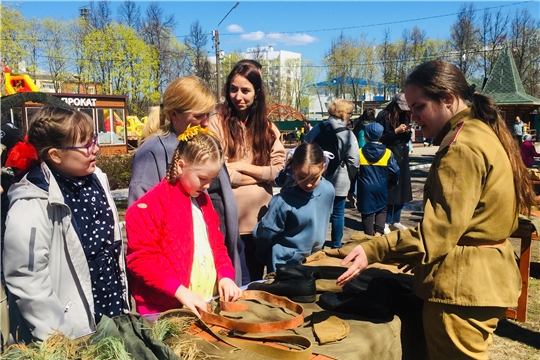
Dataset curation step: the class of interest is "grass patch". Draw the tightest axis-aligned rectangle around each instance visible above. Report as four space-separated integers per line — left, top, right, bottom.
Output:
490 240 540 360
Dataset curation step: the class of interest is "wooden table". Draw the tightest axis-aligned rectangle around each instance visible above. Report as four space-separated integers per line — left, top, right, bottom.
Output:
505 220 540 322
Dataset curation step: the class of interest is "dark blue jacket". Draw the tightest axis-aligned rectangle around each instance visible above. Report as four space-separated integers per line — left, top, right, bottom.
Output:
356 142 399 214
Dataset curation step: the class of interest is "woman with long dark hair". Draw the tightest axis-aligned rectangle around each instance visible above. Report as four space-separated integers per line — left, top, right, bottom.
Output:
210 61 285 281
376 93 413 233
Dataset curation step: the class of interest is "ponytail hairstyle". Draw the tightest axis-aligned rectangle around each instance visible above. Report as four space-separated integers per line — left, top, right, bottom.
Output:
289 142 326 172
7 107 94 174
275 142 326 188
405 60 534 213
217 60 275 166
165 125 224 184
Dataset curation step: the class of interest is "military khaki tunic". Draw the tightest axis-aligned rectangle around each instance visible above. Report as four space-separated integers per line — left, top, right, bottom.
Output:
361 108 522 307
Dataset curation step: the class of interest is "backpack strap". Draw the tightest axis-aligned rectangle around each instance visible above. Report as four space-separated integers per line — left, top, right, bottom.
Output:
328 123 348 165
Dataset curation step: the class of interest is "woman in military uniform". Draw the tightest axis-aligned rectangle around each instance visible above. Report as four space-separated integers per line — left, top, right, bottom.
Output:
337 60 534 359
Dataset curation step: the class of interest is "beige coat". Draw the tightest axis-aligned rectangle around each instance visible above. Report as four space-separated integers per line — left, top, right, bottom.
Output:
362 108 522 307
209 116 285 234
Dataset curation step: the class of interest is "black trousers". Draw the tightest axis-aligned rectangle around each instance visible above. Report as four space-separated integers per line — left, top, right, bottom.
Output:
361 208 387 235
241 234 266 281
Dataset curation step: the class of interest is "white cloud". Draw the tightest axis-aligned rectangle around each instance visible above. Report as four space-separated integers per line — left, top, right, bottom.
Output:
226 24 243 33
240 31 266 41
239 31 317 46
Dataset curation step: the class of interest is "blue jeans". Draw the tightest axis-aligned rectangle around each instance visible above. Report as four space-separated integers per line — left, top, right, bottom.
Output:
386 204 403 224
330 196 346 249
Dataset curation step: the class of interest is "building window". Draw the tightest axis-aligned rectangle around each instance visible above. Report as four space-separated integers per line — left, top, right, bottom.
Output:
41 83 55 91
97 108 126 145
88 87 95 94
71 86 78 93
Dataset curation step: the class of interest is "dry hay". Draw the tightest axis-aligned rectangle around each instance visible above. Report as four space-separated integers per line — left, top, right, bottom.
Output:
152 314 222 360
2 314 227 359
1 330 131 360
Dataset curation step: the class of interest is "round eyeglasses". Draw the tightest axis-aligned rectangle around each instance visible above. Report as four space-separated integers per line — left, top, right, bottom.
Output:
56 133 99 156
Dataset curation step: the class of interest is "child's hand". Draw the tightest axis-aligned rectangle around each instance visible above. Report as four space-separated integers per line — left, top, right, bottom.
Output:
174 285 209 318
218 278 242 302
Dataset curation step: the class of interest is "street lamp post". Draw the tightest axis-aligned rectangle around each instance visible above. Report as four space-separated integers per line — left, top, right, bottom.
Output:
214 2 239 100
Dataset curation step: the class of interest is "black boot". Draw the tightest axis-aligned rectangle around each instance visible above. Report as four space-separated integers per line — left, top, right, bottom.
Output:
318 275 396 320
247 265 320 302
274 264 322 280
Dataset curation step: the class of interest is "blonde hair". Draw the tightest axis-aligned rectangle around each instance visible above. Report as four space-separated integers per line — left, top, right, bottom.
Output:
328 99 354 119
139 106 161 144
165 132 224 183
152 76 216 137
28 107 94 162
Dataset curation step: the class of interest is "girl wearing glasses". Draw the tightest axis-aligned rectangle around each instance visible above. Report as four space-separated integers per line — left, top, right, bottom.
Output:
3 106 130 343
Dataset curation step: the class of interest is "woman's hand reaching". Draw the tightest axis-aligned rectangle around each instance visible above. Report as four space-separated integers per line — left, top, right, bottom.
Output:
218 278 242 302
174 285 209 318
336 245 369 287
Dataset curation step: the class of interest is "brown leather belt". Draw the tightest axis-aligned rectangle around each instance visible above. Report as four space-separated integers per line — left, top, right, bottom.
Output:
158 290 312 360
204 290 305 333
457 237 507 248
159 290 305 333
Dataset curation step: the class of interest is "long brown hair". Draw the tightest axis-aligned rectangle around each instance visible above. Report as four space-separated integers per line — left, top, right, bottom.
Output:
216 61 275 166
406 60 534 213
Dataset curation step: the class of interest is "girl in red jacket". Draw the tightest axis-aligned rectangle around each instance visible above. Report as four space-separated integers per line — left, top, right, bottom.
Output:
126 126 242 318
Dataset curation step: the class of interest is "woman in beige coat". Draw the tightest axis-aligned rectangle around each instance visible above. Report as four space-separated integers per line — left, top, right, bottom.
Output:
210 60 285 281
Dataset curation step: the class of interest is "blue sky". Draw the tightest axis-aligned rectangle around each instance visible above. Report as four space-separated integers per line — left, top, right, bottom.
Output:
10 0 540 63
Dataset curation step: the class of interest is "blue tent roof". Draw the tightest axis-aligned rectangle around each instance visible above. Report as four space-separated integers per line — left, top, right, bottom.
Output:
309 76 396 90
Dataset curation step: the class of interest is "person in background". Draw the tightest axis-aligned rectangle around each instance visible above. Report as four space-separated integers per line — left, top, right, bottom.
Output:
0 115 23 352
303 121 312 135
1 115 23 252
210 60 285 281
252 142 334 272
4 107 130 342
409 121 416 153
520 133 540 167
349 108 376 207
126 126 241 318
512 116 524 146
352 108 376 149
128 76 248 286
423 137 433 147
338 60 533 359
355 122 399 236
305 99 359 249
376 93 413 234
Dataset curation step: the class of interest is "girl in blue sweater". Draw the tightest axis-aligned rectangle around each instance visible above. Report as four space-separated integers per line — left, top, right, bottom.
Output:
253 143 335 273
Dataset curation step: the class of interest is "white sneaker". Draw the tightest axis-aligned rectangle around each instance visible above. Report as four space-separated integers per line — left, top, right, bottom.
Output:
384 224 391 234
392 222 408 230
